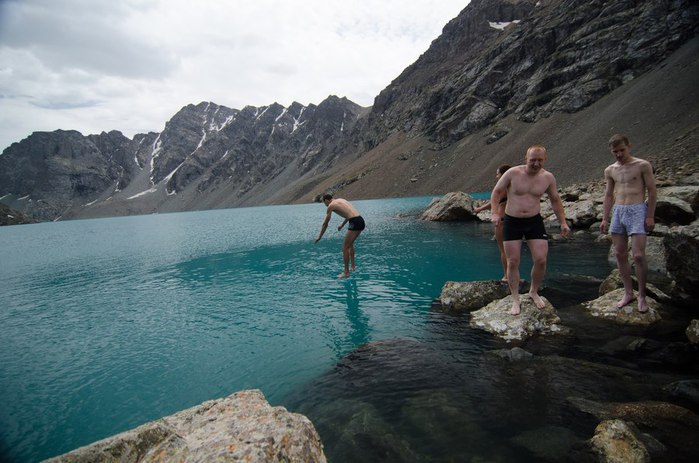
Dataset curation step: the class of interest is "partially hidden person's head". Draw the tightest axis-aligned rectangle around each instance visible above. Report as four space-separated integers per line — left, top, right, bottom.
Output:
322 193 333 205
608 134 632 163
525 145 547 174
496 164 511 178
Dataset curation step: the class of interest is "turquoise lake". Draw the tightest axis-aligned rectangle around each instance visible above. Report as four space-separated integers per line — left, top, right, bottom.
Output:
0 196 615 462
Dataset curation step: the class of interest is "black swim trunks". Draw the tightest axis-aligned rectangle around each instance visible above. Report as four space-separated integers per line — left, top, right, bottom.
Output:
347 216 366 231
503 214 548 241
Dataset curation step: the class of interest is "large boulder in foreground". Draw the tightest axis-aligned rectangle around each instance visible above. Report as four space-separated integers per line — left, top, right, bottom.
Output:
469 295 570 342
438 280 528 313
45 389 326 463
583 289 662 325
420 191 479 221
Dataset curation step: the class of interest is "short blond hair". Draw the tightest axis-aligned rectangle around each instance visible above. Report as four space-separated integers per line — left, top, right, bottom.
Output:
608 134 630 147
526 145 547 157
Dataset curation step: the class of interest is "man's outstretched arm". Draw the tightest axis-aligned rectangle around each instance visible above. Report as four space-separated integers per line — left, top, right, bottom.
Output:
315 210 332 243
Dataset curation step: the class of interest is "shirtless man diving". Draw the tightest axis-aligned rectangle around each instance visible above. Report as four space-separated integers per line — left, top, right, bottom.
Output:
315 194 366 278
491 146 570 315
600 134 657 313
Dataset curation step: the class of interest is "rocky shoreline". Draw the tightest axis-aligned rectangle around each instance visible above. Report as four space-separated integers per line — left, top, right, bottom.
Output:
423 171 699 461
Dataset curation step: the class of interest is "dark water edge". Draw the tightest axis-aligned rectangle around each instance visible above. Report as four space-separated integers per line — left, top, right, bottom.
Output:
282 243 699 463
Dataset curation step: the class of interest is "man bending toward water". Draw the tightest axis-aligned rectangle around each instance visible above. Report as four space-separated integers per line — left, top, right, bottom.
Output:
490 146 570 315
600 134 657 313
315 194 366 278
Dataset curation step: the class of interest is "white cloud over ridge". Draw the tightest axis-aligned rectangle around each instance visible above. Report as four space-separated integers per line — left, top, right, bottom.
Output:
0 0 468 151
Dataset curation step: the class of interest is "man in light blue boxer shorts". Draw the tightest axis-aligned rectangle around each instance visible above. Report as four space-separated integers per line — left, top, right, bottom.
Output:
609 202 649 236
601 134 657 313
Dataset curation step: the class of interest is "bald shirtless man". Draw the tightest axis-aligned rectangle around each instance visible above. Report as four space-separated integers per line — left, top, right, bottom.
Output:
600 134 657 313
315 194 366 278
491 146 570 315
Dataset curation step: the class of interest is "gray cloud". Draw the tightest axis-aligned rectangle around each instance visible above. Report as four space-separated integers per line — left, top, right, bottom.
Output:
0 0 179 79
0 0 468 152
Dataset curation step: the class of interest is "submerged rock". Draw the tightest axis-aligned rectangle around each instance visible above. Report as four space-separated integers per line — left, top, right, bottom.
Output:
487 346 534 362
583 289 662 325
687 319 699 344
662 380 699 412
589 419 652 463
44 389 327 463
511 425 583 462
568 397 699 461
469 295 570 342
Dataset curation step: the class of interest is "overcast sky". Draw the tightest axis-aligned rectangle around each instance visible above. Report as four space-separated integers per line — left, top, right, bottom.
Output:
0 0 468 152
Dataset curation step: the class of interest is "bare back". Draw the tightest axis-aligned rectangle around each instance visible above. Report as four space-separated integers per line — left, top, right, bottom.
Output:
328 198 360 219
502 166 556 217
604 157 654 205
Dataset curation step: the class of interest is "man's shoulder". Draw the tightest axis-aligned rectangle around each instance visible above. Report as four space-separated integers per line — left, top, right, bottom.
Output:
633 157 653 168
506 165 526 177
540 169 556 181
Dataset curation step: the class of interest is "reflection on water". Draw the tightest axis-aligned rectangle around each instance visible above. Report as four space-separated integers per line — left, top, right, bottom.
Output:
343 279 371 349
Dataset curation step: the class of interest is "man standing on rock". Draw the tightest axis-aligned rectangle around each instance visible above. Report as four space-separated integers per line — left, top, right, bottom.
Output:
490 145 570 315
315 194 366 278
600 134 657 313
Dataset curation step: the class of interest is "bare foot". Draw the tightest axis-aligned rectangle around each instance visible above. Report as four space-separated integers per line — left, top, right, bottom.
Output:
616 292 636 308
337 272 350 279
510 299 521 316
528 292 546 309
501 276 508 282
638 297 649 313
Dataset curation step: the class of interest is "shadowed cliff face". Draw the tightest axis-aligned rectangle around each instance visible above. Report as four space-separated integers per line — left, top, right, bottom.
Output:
0 0 697 222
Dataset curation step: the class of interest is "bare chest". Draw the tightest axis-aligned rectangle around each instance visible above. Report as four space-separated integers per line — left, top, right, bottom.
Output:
613 165 643 186
509 174 549 197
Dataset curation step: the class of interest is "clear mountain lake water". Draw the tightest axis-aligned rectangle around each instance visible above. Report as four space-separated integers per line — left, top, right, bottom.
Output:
1 196 694 462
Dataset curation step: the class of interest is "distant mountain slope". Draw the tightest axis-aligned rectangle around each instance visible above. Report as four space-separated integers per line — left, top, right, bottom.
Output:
0 0 697 222
0 96 365 220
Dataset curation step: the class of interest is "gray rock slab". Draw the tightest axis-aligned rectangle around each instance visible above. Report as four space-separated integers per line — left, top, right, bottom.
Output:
583 289 662 325
44 389 327 463
469 295 571 342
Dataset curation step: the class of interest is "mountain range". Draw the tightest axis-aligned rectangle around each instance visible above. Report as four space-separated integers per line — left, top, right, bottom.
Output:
1 0 698 223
